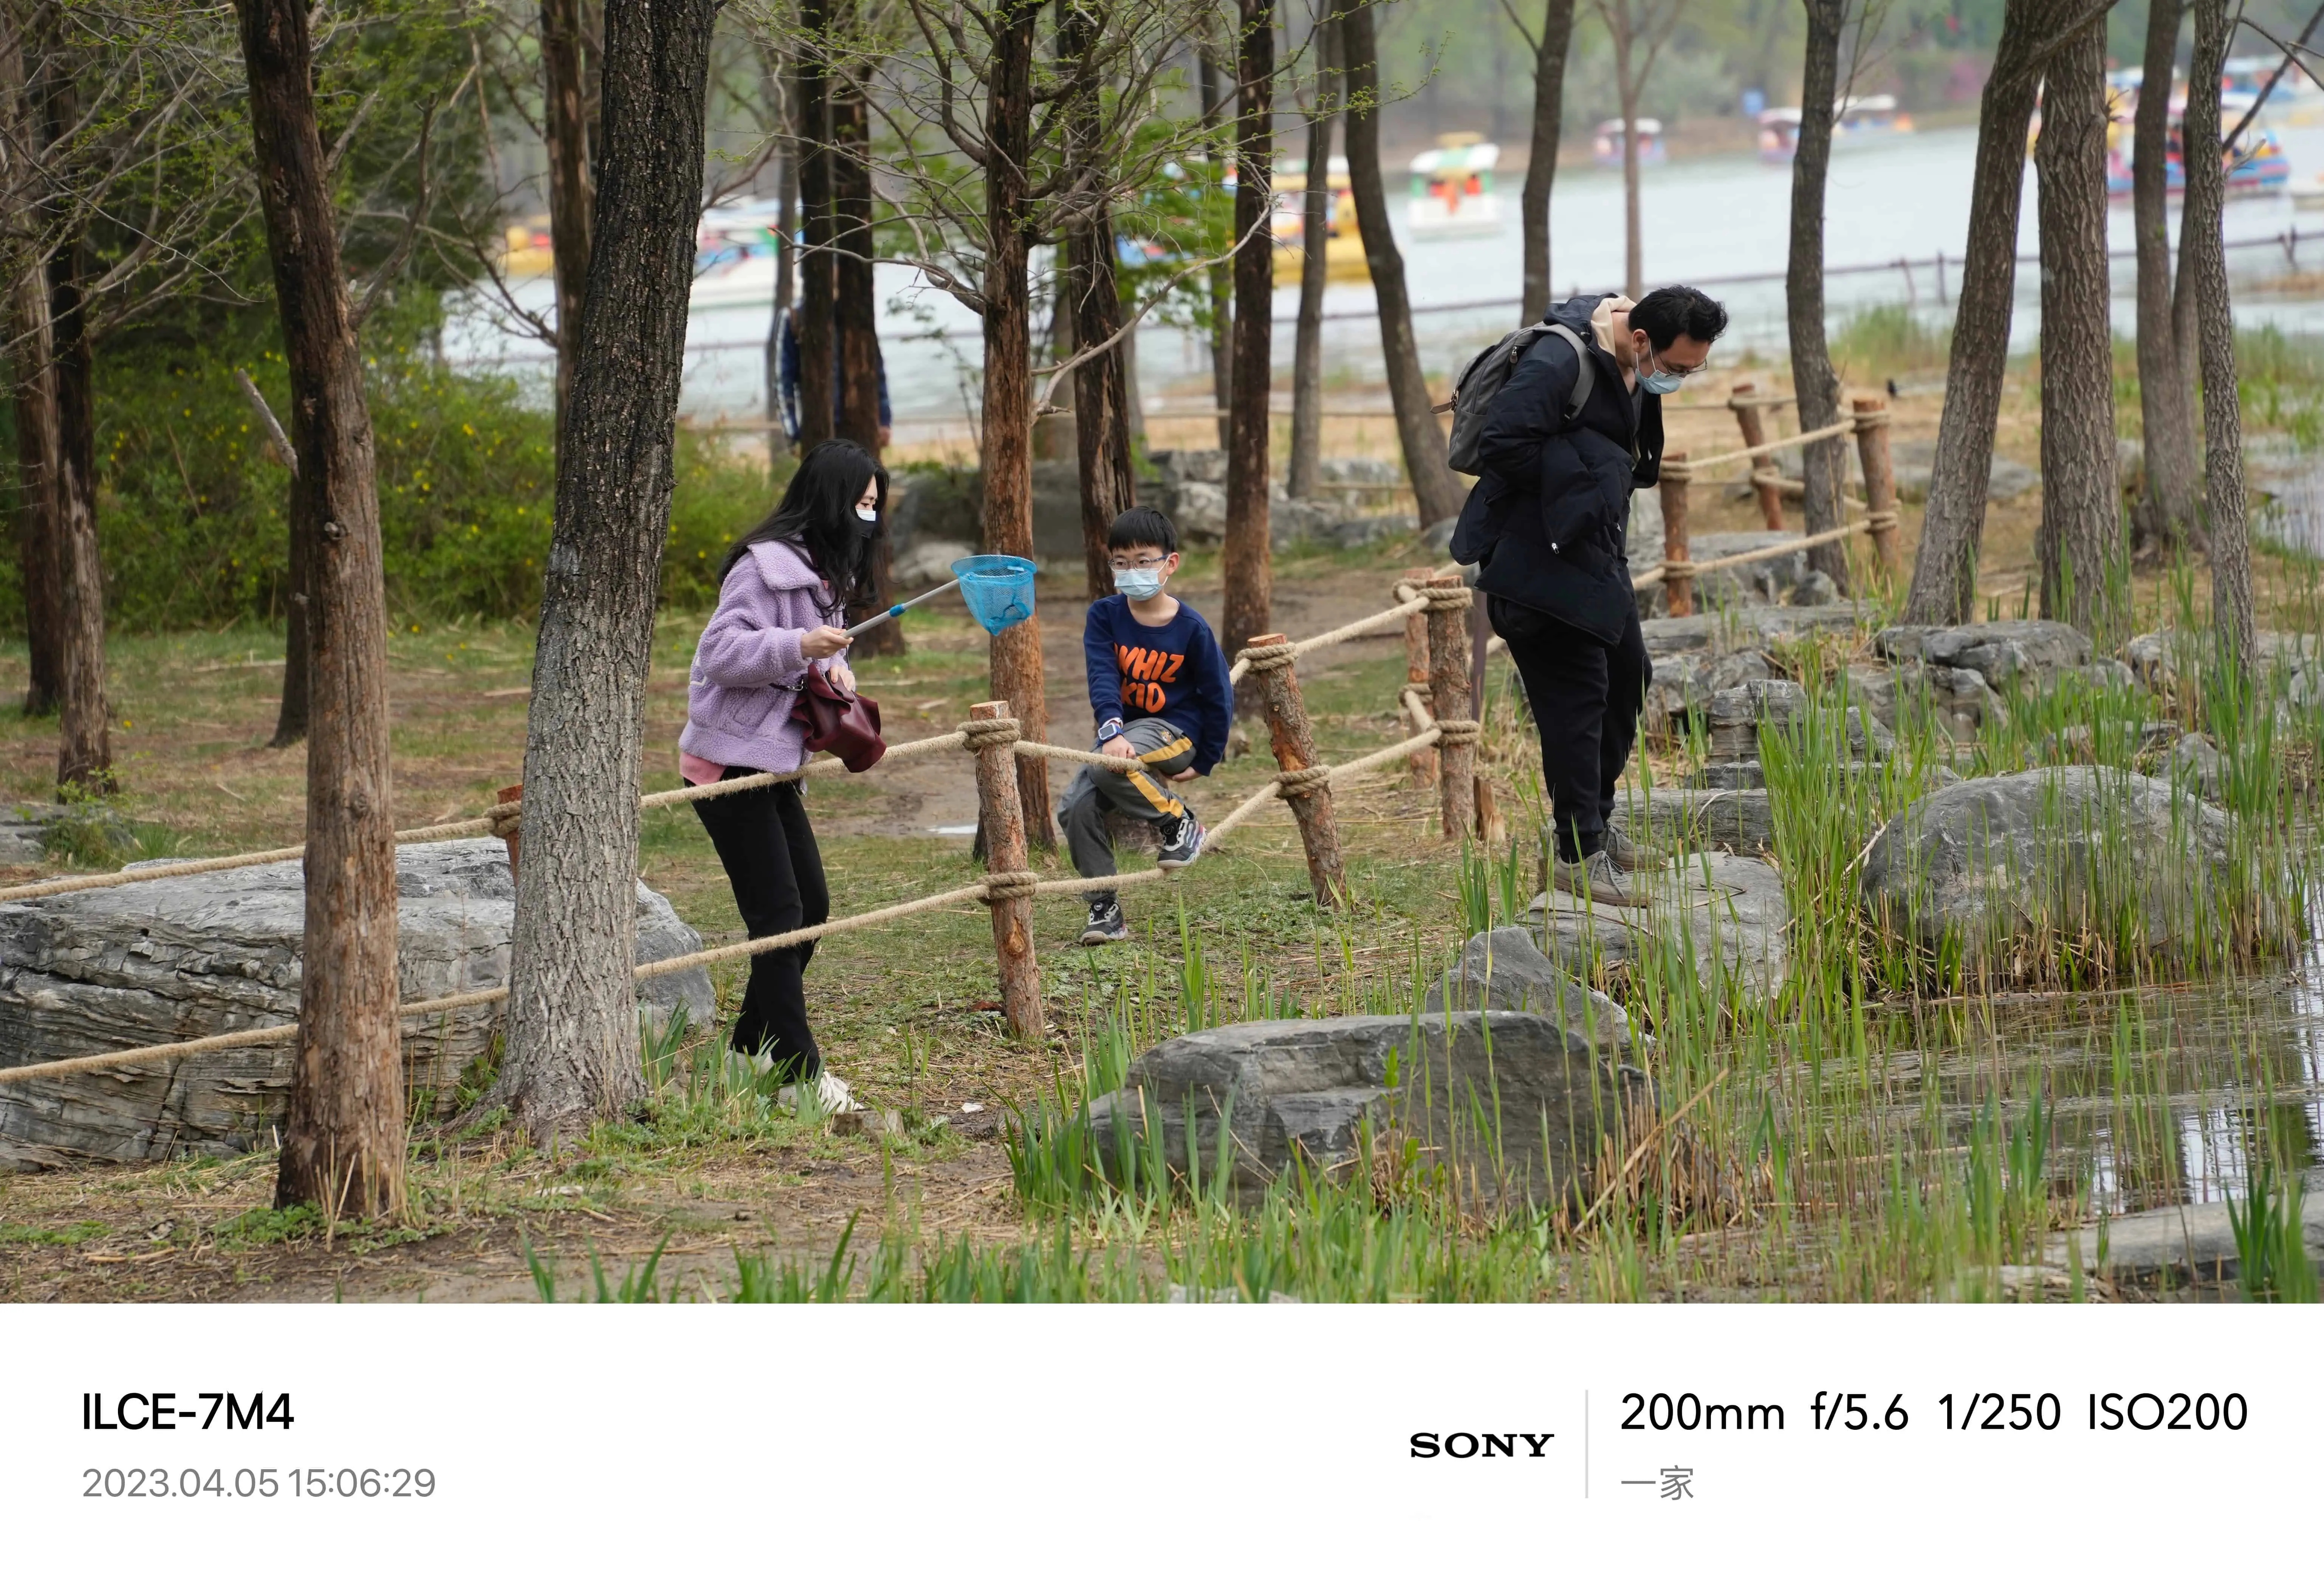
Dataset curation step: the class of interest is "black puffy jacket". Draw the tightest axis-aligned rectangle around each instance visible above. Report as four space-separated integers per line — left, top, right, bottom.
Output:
1448 293 1662 645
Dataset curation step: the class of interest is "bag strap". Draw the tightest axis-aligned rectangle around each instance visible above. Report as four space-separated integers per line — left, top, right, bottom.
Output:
1541 322 1596 422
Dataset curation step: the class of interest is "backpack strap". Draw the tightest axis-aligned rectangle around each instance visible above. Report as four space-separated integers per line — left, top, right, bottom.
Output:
1541 322 1596 422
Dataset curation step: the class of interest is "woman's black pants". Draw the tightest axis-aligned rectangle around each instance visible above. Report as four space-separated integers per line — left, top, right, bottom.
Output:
1488 595 1652 863
692 771 829 1077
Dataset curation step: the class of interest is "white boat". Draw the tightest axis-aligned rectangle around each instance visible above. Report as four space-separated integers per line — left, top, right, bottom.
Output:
1407 138 1502 239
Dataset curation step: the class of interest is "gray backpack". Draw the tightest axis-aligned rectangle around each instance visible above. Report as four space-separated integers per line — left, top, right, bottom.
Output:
1441 321 1596 476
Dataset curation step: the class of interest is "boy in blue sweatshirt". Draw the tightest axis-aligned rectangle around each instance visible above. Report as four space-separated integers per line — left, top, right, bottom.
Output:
1062 507 1233 944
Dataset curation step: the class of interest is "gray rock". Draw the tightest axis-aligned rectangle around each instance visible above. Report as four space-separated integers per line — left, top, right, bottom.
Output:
1890 440 2039 503
1638 603 1868 660
1149 447 1226 485
1641 648 1777 738
1791 569 1840 607
1615 788 1777 856
2123 631 2177 690
0 803 136 865
2049 1194 2324 1283
1420 927 1633 1053
1847 704 1894 760
1531 850 1790 999
1685 761 1765 790
2169 733 2227 803
0 839 714 1170
1169 479 1228 543
1877 620 2092 687
1707 678 1808 760
1083 1011 1648 1207
1317 455 1404 487
1680 531 1810 611
1857 767 2246 974
889 537 978 591
1422 516 1458 555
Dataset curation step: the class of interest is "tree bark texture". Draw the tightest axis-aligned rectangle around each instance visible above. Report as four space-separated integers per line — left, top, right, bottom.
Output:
2185 0 2255 660
493 0 718 1142
795 0 836 451
1248 635 1346 904
2132 0 2200 553
1904 1 2052 624
1342 2 1466 527
2034 17 2122 636
1061 0 1133 600
1614 20 1643 299
1519 0 1575 323
235 0 403 1217
764 41 796 472
542 0 593 459
1200 44 1234 451
1786 0 1851 593
1223 0 1275 705
43 227 109 792
831 59 901 658
981 0 1054 844
1 16 58 719
1289 17 1336 498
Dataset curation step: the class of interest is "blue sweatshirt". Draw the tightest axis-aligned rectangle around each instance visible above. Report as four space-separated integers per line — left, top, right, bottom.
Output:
1083 595 1234 776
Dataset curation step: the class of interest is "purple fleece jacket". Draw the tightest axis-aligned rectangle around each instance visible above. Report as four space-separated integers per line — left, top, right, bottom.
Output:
679 539 853 775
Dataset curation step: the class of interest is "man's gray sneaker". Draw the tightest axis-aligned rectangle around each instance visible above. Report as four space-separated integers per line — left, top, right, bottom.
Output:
1602 824 1670 871
1079 896 1129 945
1552 849 1650 908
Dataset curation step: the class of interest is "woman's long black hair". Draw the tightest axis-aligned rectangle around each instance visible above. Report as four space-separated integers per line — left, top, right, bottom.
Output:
718 439 887 610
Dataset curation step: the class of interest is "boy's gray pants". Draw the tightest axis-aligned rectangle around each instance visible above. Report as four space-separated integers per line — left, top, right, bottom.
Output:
1057 717 1194 902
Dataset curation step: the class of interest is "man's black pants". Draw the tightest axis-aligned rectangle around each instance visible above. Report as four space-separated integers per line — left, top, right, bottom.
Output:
1488 595 1652 862
692 771 830 1078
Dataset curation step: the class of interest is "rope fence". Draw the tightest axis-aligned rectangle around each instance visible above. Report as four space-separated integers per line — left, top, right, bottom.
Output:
0 398 1909 1086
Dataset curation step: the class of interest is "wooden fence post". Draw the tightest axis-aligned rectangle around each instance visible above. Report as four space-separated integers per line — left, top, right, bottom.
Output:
1729 380 1787 532
967 701 1044 1041
1852 395 1901 577
494 783 524 878
1399 567 1437 788
1659 451 1695 619
1424 574 1477 839
1243 634 1346 904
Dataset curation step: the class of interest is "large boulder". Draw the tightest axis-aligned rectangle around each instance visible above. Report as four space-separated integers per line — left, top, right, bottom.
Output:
1706 678 1808 761
0 839 714 1170
1420 927 1635 1053
1531 850 1790 1000
1857 767 2246 975
1890 439 2038 503
1083 1011 1648 1207
1613 788 1778 856
1874 620 2092 688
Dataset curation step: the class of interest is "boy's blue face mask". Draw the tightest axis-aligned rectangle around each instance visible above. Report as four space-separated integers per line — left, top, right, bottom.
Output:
1115 566 1166 601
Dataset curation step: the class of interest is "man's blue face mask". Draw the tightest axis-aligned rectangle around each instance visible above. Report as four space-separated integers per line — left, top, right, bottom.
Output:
1638 349 1685 396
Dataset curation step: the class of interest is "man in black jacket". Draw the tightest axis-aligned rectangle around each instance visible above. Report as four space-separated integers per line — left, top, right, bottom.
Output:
1450 285 1727 906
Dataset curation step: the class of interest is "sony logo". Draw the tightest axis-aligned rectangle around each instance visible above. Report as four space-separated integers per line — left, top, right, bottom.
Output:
1408 1431 1555 1459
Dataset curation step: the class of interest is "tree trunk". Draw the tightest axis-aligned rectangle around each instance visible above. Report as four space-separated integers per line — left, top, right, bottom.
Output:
831 59 902 658
542 0 593 459
490 0 719 1144
1787 0 1851 594
44 228 109 792
1904 2 2049 625
235 0 402 1217
1519 0 1576 323
1289 16 1335 498
1341 0 1466 527
1200 44 1234 451
1616 26 1643 299
2034 16 2121 636
981 0 1054 845
1121 310 1146 442
1062 0 1134 600
2186 0 2254 660
795 0 836 450
764 40 796 474
1 17 58 719
2132 0 2199 554
1223 0 1275 703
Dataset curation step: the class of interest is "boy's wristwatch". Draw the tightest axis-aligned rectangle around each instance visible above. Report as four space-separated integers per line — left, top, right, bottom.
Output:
1095 718 1124 745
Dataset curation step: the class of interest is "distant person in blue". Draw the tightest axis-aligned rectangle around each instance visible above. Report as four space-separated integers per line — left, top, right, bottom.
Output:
1062 507 1232 945
777 306 891 445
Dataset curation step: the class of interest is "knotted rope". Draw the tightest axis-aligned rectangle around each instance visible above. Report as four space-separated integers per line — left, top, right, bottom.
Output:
1275 764 1332 799
959 715 1023 749
977 868 1040 903
1238 640 1299 671
1416 581 1473 609
1434 718 1482 744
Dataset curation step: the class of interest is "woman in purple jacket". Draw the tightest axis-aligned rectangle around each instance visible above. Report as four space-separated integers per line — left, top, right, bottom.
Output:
680 440 882 1114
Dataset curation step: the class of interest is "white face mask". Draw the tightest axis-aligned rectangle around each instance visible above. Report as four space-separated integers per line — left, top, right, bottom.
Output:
854 504 879 523
1114 566 1166 601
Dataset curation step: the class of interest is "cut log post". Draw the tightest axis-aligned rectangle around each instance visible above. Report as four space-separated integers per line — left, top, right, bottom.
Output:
1474 775 1506 844
1853 395 1901 576
1659 451 1695 619
1243 634 1346 905
1399 568 1437 788
495 783 524 879
967 701 1044 1041
1424 574 1477 839
1729 380 1788 532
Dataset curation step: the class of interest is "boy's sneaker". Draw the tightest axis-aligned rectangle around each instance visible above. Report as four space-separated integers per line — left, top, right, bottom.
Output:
1157 813 1206 870
1079 897 1130 945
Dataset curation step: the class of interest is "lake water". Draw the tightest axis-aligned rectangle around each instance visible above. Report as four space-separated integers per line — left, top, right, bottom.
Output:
444 122 2324 431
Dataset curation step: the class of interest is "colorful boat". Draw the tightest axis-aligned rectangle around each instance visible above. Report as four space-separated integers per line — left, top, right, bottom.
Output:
1406 137 1503 239
1593 118 1665 167
1756 95 1916 161
2102 91 2291 200
1271 155 1369 284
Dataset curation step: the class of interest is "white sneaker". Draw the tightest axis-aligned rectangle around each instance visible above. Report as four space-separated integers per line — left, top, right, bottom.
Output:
777 1070 866 1116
